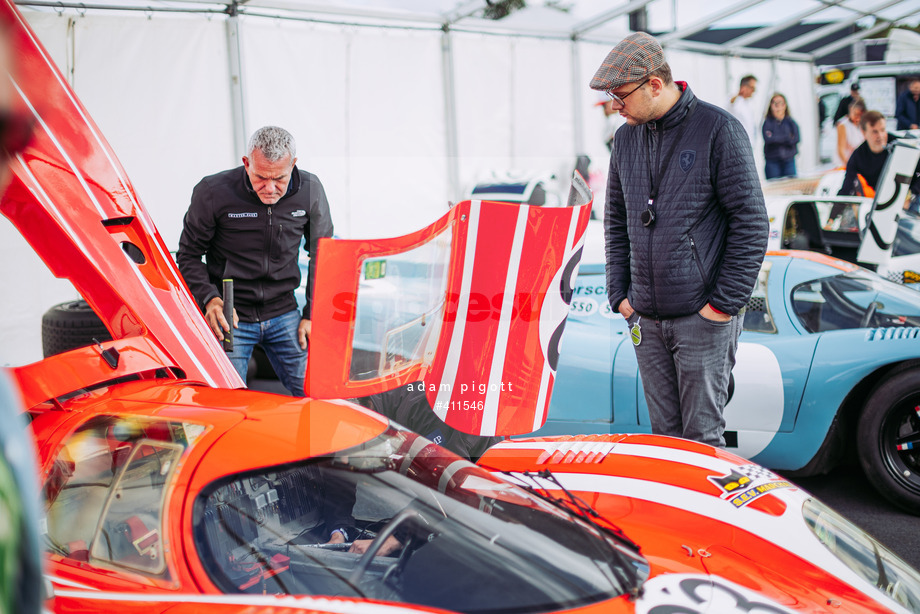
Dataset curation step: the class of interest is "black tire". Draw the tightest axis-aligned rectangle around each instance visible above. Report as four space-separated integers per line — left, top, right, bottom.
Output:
41 300 111 358
857 369 920 514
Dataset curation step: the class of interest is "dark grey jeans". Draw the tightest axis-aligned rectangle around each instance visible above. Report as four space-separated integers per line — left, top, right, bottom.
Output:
627 310 744 447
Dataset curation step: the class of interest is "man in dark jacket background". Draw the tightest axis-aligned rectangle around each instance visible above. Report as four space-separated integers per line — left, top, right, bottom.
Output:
895 77 920 131
591 32 768 448
177 126 334 396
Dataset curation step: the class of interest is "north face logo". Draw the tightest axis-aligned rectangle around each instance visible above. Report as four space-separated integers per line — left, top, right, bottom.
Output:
679 150 696 172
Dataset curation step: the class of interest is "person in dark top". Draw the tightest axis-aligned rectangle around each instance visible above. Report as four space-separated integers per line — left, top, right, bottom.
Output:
589 32 768 448
833 82 861 123
762 93 800 179
177 126 334 396
895 76 920 131
839 110 894 196
838 110 920 200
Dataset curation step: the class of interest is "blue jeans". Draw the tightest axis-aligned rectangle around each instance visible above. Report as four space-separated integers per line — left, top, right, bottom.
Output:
226 309 306 396
764 158 796 180
627 310 744 447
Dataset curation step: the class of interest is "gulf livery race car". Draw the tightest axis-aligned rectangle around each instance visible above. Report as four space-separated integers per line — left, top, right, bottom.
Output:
6 1 920 613
544 251 920 513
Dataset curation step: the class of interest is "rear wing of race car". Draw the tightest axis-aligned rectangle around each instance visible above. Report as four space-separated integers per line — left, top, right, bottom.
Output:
857 140 920 266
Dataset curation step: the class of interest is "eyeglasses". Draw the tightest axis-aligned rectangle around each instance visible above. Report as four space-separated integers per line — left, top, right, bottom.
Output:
0 111 34 160
605 79 649 108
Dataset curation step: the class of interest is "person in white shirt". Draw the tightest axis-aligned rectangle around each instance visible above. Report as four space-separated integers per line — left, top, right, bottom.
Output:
596 91 626 152
729 75 758 147
835 99 866 167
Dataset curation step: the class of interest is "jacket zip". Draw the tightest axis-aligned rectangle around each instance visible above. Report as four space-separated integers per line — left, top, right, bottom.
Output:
256 205 272 319
689 235 706 283
649 123 661 319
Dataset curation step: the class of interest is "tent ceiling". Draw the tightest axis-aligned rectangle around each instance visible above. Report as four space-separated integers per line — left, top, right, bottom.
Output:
15 0 920 62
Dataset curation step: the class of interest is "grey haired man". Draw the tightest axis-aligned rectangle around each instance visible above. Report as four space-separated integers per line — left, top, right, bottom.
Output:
177 126 334 395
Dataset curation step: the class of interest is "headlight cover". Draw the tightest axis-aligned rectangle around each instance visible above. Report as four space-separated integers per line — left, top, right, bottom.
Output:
804 498 920 611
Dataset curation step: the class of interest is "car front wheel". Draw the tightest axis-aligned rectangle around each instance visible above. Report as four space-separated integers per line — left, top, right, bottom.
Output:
857 368 920 514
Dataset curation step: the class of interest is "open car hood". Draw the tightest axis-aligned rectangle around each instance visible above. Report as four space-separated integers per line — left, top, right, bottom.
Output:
306 187 592 437
0 0 241 389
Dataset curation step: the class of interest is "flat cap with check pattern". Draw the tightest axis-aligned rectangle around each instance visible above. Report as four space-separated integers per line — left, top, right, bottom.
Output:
590 32 664 92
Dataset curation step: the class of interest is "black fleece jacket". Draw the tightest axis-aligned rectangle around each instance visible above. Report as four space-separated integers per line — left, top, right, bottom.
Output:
177 166 334 322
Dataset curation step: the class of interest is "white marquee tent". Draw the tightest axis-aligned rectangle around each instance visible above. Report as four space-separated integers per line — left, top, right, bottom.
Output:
2 0 919 365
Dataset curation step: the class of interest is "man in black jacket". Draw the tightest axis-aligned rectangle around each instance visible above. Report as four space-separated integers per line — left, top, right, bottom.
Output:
177 126 334 395
833 82 861 124
838 110 920 213
590 33 768 447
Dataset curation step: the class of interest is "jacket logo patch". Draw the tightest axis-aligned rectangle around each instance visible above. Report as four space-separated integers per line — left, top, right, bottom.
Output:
679 150 695 173
228 212 258 218
292 210 306 217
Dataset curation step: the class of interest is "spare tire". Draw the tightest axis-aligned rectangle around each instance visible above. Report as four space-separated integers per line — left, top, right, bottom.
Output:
41 300 111 358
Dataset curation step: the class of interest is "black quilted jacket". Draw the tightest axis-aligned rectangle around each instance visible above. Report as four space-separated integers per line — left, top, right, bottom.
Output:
604 85 768 319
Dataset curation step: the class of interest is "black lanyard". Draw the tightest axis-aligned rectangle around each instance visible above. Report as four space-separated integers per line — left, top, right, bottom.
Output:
647 99 697 210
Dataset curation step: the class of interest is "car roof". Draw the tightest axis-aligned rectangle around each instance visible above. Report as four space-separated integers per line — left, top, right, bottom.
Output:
32 377 389 481
768 248 861 272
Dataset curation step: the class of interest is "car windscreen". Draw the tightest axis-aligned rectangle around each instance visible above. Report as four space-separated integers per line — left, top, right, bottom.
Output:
193 426 645 613
791 270 920 333
893 215 920 258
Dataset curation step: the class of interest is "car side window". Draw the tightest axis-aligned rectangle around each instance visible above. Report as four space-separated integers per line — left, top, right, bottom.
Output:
90 440 183 574
43 415 204 577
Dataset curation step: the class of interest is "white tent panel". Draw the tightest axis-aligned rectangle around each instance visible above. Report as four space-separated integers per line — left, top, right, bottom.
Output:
511 37 577 170
454 33 578 199
240 18 352 233
71 12 235 249
343 27 449 237
242 20 450 238
453 33 516 191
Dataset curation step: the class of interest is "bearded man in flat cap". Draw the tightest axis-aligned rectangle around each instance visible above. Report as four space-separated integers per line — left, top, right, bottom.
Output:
591 32 768 447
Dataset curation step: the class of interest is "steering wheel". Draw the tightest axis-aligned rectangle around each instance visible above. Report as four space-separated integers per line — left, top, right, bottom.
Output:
860 301 880 328
347 504 421 586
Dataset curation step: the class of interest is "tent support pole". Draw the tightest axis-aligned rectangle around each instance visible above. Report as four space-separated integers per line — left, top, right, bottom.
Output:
571 38 583 157
441 24 460 202
226 6 247 159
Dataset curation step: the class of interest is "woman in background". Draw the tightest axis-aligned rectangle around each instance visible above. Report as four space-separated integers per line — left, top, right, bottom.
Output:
835 99 865 167
762 93 800 179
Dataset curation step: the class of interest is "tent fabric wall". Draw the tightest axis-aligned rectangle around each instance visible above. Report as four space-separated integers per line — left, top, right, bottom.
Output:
241 17 451 238
454 33 577 199
1 7 819 366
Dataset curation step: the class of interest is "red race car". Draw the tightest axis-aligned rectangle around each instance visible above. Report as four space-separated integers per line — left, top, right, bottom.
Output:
3 1 920 612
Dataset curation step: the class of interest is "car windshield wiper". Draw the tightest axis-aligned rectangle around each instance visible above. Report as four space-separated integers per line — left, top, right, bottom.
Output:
504 469 644 598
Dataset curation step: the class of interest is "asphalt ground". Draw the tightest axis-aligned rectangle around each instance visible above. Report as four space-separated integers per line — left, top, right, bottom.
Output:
788 466 920 571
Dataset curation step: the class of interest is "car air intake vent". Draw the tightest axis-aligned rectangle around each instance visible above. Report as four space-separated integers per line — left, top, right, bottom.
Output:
535 436 620 465
867 328 920 341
